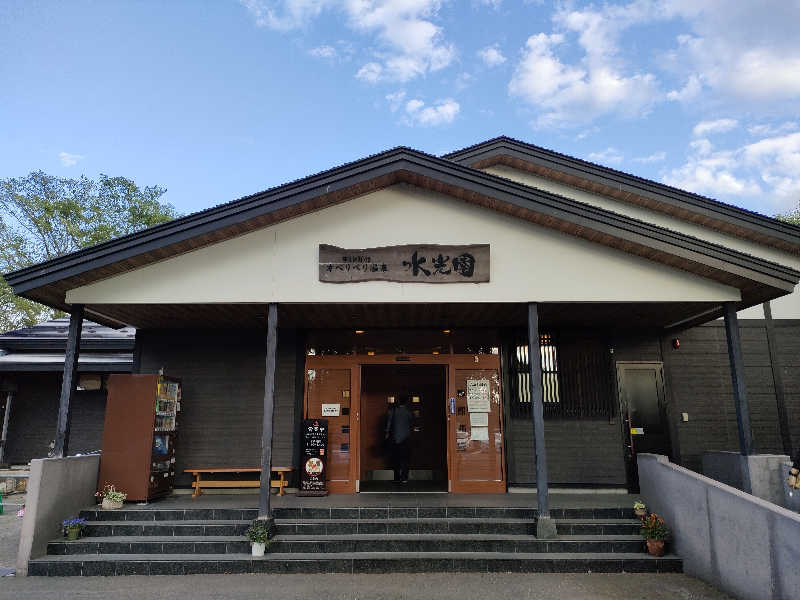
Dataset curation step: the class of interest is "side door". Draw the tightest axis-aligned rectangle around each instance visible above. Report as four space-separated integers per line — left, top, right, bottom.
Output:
616 362 671 492
447 355 506 493
304 359 360 494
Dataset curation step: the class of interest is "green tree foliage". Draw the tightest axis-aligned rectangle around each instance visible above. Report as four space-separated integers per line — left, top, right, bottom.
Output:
775 202 800 225
1 171 179 332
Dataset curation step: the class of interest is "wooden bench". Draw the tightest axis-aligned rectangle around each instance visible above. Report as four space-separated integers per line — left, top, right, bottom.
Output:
184 467 294 498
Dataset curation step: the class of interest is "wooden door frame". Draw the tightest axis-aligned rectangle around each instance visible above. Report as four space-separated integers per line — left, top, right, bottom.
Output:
304 353 505 493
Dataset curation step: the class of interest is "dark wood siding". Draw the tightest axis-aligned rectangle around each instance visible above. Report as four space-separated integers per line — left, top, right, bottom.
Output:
2 374 107 465
138 328 299 487
664 321 788 472
774 322 800 452
505 321 798 485
507 419 627 486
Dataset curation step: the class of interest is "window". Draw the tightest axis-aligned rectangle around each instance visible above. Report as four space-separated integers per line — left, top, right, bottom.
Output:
509 333 615 419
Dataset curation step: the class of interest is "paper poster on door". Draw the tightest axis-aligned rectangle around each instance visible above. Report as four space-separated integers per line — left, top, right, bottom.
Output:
469 412 488 427
470 426 489 442
466 379 490 412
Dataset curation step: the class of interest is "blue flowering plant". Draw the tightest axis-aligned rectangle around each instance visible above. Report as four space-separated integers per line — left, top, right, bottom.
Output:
62 517 89 539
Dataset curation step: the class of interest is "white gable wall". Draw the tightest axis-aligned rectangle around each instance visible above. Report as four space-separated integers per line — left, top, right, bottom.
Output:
482 164 799 319
66 184 741 305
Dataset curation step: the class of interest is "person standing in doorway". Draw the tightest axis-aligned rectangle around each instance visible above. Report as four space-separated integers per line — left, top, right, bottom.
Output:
385 396 413 483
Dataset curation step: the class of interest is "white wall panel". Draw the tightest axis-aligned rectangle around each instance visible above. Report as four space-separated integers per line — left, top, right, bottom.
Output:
66 184 741 305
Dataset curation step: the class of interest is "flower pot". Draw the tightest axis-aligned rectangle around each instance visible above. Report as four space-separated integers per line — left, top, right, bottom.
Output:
101 498 123 510
646 538 665 557
66 528 81 541
251 542 266 557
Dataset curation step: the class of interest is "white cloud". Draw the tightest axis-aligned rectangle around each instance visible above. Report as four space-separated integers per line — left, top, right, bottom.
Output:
507 1 800 128
666 74 702 103
508 31 658 128
385 90 406 112
403 98 460 126
587 147 623 165
59 152 84 167
347 1 456 83
309 45 337 59
748 122 799 137
663 129 800 212
478 44 506 67
692 119 738 137
242 1 456 84
356 62 383 83
239 0 333 30
633 151 666 164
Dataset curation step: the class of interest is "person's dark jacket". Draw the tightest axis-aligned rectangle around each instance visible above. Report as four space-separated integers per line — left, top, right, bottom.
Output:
385 404 413 444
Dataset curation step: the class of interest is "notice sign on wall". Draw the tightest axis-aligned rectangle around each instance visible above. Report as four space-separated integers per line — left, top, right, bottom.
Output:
319 244 489 283
298 419 328 496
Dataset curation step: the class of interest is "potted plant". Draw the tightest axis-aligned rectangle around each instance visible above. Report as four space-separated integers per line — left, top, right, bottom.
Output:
95 484 127 509
62 517 88 540
640 512 669 556
245 520 273 557
633 500 647 518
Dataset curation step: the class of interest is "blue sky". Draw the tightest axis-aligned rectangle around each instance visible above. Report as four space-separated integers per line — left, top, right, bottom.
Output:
2 1 799 218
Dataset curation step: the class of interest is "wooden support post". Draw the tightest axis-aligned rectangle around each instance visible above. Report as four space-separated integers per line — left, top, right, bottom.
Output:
723 302 754 493
528 303 555 538
723 303 754 456
53 305 84 458
763 302 792 455
259 303 278 520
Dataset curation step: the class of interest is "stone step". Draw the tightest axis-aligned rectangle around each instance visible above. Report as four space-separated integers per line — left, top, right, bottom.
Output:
81 518 641 537
28 551 682 576
79 506 634 522
48 534 646 556
81 518 640 538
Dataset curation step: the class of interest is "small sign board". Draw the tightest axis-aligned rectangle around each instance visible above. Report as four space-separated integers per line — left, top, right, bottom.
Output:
298 419 328 496
319 244 490 283
321 403 340 417
631 427 645 435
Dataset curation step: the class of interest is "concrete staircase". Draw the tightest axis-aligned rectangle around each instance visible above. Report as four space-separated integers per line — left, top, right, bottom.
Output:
28 505 682 576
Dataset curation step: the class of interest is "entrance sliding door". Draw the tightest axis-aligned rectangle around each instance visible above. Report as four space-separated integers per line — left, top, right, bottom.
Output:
304 362 360 493
448 355 506 493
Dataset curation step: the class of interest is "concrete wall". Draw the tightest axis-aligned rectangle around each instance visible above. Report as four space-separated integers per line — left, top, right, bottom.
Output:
16 454 100 576
638 453 800 600
702 451 791 507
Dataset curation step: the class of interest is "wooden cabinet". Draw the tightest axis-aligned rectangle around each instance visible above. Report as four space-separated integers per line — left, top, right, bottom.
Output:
98 374 181 502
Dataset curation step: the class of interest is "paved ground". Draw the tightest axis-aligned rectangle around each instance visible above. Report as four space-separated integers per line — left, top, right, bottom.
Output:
0 573 732 599
0 492 25 573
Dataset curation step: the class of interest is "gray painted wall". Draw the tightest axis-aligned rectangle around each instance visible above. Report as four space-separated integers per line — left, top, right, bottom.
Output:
16 454 100 576
137 328 300 487
639 453 800 600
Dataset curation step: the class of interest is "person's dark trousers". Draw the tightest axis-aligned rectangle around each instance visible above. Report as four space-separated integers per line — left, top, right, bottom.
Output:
391 439 411 482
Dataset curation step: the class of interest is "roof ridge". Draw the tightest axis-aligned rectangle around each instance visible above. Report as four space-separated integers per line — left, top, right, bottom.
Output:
443 136 800 236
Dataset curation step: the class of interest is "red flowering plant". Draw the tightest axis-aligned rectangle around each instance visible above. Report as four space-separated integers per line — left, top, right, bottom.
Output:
640 512 669 540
